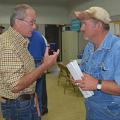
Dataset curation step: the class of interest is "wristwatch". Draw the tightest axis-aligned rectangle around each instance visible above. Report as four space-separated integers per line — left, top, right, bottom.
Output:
97 80 102 90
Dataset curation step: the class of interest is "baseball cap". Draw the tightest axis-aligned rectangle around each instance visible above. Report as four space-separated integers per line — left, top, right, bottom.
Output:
74 6 111 24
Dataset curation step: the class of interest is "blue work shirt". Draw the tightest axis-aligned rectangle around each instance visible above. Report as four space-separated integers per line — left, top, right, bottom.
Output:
28 30 46 61
80 31 120 103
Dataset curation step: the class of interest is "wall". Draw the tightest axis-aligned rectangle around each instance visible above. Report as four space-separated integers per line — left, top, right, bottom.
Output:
62 31 78 64
70 0 120 17
35 5 69 24
0 4 69 24
1 1 120 25
78 32 88 54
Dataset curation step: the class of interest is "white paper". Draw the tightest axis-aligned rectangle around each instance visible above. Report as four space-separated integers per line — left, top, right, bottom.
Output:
66 60 94 98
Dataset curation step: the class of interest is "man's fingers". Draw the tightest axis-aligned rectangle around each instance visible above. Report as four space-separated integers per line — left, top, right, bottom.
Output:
53 49 60 56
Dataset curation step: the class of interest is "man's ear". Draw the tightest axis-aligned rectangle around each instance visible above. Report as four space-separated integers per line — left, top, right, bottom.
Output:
95 22 102 31
97 22 103 28
15 19 19 24
14 19 22 28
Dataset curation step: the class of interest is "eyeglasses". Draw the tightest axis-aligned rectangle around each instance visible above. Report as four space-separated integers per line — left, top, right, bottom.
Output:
17 19 36 26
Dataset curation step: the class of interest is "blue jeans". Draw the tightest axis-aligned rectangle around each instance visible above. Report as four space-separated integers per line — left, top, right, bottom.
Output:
85 98 120 120
1 96 40 120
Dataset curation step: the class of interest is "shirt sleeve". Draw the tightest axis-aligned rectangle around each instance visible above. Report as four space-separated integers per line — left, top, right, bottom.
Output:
42 35 48 45
0 48 24 89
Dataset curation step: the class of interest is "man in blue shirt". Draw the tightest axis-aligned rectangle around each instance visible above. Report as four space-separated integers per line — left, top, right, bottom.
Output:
74 7 120 120
28 30 48 117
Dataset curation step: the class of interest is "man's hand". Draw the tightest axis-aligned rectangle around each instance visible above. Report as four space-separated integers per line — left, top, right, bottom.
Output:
74 73 98 91
43 47 59 69
72 73 120 95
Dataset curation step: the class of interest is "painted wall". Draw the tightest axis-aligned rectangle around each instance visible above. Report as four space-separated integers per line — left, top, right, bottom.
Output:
70 0 120 17
1 0 120 24
0 4 69 24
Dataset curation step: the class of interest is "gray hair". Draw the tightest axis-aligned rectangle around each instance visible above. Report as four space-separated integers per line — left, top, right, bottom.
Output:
10 4 35 26
91 18 110 31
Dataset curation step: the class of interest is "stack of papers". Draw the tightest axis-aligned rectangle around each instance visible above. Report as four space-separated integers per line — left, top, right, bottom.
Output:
66 60 94 98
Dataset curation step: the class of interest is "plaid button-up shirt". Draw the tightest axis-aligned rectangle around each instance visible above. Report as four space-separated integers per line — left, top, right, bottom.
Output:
0 27 36 99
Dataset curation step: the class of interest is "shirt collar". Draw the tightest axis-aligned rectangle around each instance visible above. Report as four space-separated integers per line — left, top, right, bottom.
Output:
99 31 113 50
8 26 29 46
89 31 113 52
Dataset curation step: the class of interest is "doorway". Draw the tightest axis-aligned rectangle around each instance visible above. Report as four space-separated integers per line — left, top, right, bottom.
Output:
45 24 62 61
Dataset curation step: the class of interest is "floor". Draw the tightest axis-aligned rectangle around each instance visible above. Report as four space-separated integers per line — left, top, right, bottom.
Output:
0 70 86 120
42 73 86 120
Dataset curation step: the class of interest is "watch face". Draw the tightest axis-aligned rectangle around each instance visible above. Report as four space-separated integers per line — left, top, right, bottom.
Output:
97 84 102 90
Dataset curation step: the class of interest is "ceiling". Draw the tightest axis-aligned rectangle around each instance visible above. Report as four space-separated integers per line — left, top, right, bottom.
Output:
0 0 88 8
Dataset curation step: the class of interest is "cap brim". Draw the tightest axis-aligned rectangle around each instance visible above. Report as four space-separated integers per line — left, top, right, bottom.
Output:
74 11 91 20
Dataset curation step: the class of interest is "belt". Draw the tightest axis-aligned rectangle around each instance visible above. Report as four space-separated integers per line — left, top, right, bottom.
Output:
1 93 35 101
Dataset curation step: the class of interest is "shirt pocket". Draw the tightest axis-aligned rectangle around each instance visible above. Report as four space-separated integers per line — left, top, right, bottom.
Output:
100 62 113 80
91 65 102 79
